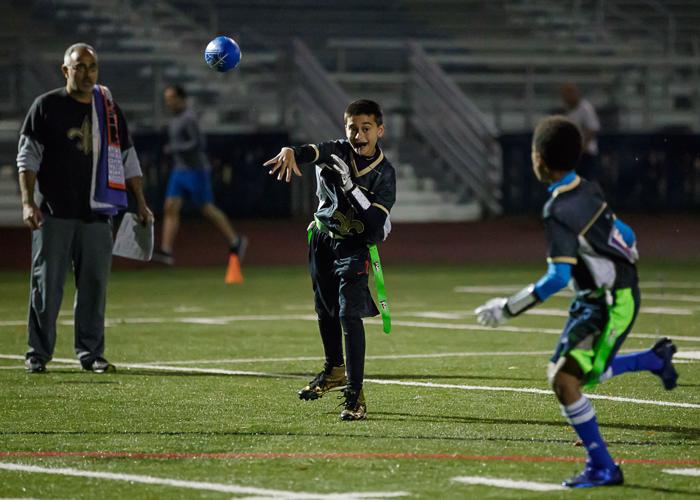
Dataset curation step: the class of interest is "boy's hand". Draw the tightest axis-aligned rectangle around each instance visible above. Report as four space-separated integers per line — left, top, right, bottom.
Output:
475 298 509 327
328 154 353 192
263 147 301 182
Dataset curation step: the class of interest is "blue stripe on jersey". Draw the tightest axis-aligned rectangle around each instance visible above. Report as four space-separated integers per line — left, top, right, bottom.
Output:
534 262 572 301
613 218 636 246
547 170 577 193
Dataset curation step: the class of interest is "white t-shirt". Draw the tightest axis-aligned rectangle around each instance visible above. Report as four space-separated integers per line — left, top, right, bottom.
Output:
567 99 600 155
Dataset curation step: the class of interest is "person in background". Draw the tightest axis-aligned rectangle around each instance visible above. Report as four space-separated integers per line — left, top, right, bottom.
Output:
17 43 153 373
561 83 601 181
153 84 246 266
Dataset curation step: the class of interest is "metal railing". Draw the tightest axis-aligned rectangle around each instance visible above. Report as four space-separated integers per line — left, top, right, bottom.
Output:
409 44 502 214
288 38 347 141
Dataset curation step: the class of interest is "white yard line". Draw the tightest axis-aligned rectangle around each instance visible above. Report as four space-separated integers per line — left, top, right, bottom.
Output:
412 307 694 318
2 353 696 410
363 318 700 343
1 314 698 344
363 378 700 409
455 286 700 304
643 282 700 289
676 351 700 360
662 468 700 477
644 293 700 303
452 476 565 491
134 351 554 366
0 462 406 499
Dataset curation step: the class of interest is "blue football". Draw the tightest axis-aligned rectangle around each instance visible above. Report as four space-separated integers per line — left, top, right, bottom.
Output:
204 36 241 72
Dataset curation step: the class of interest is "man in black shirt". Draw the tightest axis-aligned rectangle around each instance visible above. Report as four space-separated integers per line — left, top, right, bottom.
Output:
475 116 678 488
17 43 152 373
264 99 396 420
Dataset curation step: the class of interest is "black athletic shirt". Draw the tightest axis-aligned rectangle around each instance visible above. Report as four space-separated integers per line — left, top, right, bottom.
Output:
20 88 133 219
293 140 396 244
543 174 638 292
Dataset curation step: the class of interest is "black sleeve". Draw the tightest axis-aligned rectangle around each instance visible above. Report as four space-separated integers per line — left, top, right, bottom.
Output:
347 165 396 241
115 103 134 151
370 165 396 214
292 140 346 165
544 216 579 264
20 97 48 144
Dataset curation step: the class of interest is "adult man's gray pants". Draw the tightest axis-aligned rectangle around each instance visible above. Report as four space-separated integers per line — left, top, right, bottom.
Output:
27 215 113 364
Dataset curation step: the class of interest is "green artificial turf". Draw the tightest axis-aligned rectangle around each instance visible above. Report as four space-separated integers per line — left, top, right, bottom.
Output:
0 263 698 498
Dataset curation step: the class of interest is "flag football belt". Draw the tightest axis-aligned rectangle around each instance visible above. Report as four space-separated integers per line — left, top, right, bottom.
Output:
307 218 392 334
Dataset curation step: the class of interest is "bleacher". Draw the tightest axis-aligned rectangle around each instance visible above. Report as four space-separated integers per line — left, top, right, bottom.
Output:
1 0 698 224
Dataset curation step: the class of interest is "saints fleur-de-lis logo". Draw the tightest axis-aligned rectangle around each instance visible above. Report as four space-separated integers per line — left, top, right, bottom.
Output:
332 210 364 236
67 116 92 155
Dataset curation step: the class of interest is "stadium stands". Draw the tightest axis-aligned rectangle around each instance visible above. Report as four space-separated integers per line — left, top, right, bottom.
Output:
1 0 699 223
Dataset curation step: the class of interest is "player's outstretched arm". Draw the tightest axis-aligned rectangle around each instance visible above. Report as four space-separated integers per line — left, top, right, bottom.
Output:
263 147 301 183
475 285 539 328
475 262 572 327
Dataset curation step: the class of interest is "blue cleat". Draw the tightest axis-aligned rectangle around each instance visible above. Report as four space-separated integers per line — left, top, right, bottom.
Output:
651 337 678 390
563 464 624 488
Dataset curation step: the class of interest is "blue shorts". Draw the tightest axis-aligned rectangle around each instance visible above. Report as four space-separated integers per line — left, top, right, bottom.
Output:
165 169 214 207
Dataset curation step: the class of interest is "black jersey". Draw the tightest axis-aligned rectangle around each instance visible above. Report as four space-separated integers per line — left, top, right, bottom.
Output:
543 174 638 292
19 88 133 219
294 140 396 244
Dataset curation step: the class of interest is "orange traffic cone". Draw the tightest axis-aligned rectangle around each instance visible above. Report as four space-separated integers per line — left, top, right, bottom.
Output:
225 254 244 284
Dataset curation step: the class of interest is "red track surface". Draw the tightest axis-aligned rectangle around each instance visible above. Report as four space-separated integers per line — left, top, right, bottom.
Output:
1 214 698 269
0 451 698 466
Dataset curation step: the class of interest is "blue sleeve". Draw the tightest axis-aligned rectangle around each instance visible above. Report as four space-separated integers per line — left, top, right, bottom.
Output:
614 218 636 246
534 262 572 301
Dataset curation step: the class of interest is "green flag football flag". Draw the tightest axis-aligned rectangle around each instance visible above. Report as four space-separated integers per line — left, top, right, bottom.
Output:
368 244 391 334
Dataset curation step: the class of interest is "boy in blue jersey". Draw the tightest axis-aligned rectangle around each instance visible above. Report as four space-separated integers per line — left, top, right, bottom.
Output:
264 99 396 421
475 116 679 488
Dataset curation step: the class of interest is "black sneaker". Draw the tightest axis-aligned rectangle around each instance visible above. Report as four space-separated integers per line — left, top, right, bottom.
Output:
152 249 174 266
229 235 248 262
339 388 367 421
25 356 46 373
651 337 678 390
81 357 115 373
298 365 347 400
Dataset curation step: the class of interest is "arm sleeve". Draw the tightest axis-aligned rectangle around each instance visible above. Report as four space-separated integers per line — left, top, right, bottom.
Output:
347 166 396 242
17 98 46 172
534 262 572 301
292 140 346 165
583 102 600 132
544 216 579 265
613 218 636 246
17 135 44 173
116 104 142 178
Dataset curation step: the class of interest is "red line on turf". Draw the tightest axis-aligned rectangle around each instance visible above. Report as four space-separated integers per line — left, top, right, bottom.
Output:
0 451 698 466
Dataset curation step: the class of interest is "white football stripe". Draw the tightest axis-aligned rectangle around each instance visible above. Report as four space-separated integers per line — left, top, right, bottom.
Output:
0 314 698 344
662 468 700 477
676 351 700 360
1 354 697 409
0 463 407 499
452 476 565 491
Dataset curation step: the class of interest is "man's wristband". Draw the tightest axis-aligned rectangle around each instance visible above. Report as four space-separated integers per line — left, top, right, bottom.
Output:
505 284 539 317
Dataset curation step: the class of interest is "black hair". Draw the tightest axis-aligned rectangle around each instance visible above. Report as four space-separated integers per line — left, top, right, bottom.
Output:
344 99 383 126
164 84 187 99
533 116 582 171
